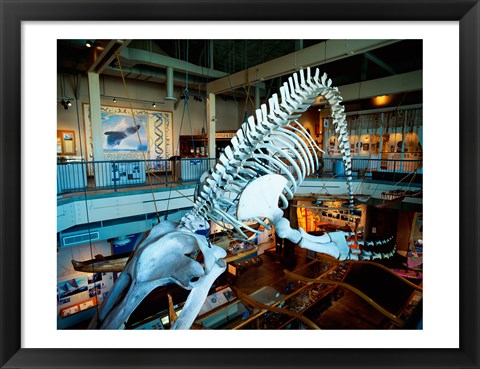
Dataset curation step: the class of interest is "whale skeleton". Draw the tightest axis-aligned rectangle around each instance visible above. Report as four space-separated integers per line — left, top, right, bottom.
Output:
89 67 396 330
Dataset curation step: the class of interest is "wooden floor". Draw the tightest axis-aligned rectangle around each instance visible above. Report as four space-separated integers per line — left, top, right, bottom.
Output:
235 247 309 295
71 246 422 330
312 290 391 329
233 249 421 330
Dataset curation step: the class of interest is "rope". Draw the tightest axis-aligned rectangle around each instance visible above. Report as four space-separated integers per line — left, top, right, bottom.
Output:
115 52 160 223
72 72 100 317
169 41 195 219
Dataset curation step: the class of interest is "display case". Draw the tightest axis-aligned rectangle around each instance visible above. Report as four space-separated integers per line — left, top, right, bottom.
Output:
179 132 237 158
179 135 208 157
233 259 348 329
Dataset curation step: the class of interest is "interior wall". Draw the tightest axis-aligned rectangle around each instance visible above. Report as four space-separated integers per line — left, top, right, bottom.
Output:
57 73 243 158
366 207 399 240
396 211 415 253
57 240 115 328
57 73 335 159
295 109 321 147
210 97 239 133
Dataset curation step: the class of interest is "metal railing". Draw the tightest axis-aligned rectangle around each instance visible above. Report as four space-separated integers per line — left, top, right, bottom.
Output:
57 156 422 195
57 157 217 195
316 157 422 183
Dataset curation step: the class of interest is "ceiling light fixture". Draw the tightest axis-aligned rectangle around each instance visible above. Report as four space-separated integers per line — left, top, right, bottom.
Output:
60 99 69 110
86 40 93 48
372 95 392 106
101 95 163 107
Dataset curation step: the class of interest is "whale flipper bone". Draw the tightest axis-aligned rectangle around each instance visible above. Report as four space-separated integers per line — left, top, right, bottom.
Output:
237 174 287 221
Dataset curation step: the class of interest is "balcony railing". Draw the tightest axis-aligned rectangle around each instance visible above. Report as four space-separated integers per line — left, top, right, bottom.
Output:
57 157 422 196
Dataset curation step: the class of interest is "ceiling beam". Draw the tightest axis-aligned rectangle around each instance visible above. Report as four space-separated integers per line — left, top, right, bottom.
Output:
87 40 131 74
207 39 400 94
337 70 422 102
118 47 228 79
364 51 396 75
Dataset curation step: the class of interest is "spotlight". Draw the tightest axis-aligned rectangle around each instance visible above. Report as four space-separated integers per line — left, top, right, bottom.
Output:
86 40 93 48
67 100 72 107
152 102 156 108
113 97 117 103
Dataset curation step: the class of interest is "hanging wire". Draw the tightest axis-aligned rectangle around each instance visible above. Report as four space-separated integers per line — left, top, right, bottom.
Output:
169 41 197 219
115 52 161 223
241 41 256 124
70 71 101 316
60 73 66 99
200 41 208 154
174 41 195 157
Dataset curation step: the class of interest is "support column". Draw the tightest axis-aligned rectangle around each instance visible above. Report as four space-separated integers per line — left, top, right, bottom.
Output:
209 40 214 70
295 39 304 51
255 84 260 110
206 93 216 158
322 117 327 154
378 113 385 154
87 72 104 162
357 118 362 156
400 113 406 171
165 66 175 101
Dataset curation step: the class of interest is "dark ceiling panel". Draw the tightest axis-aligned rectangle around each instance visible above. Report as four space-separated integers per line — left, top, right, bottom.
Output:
57 38 422 105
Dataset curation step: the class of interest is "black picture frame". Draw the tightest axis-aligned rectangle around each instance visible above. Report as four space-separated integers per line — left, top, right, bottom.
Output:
1 0 479 368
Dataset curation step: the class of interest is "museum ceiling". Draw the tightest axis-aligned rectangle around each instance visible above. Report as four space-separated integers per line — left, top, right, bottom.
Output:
58 39 422 111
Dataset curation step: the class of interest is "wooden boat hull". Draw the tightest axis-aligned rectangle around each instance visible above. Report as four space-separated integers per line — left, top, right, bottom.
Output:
71 253 130 273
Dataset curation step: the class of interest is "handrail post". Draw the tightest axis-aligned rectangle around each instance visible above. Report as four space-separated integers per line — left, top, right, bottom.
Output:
112 162 118 192
165 159 168 186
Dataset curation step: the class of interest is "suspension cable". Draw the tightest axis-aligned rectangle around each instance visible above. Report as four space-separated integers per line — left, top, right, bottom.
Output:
71 72 100 317
115 52 160 223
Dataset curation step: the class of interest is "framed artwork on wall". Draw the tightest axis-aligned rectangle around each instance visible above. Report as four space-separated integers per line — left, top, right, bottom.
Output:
57 276 88 300
83 104 173 161
56 129 76 155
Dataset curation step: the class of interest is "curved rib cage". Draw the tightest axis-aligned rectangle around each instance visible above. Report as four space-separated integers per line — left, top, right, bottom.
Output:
90 68 396 331
181 67 354 238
